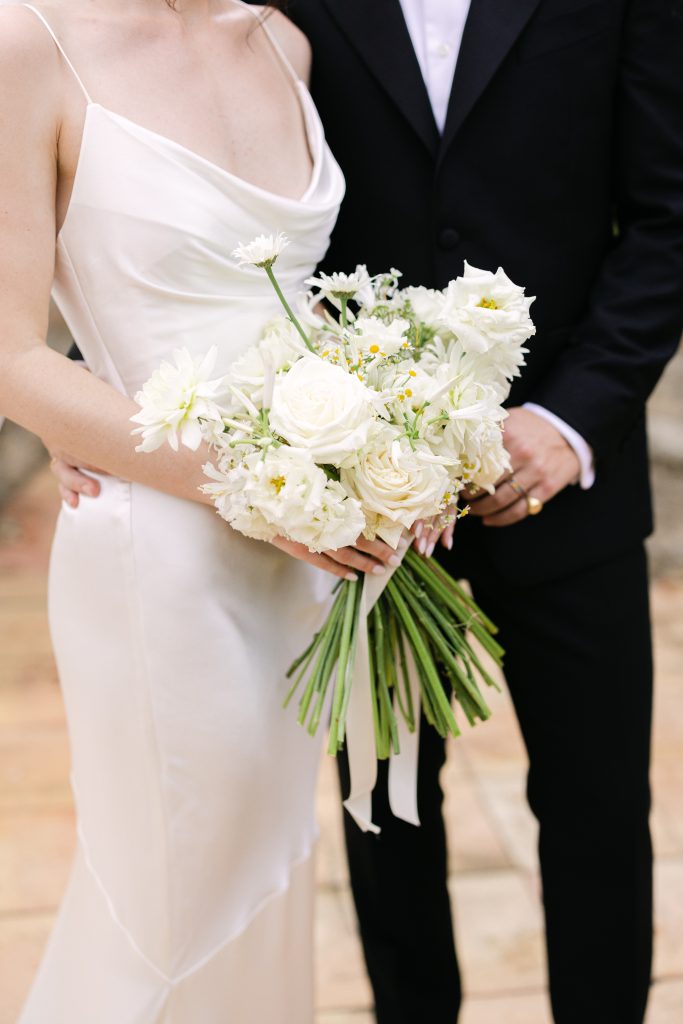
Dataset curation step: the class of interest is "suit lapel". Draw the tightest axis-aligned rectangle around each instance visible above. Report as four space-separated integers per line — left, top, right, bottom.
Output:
319 0 439 156
439 0 543 162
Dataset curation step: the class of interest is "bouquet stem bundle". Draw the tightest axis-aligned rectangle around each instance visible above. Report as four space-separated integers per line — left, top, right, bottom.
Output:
285 549 504 759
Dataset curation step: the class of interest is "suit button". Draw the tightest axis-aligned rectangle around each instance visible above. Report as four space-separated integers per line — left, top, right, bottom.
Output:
438 227 460 250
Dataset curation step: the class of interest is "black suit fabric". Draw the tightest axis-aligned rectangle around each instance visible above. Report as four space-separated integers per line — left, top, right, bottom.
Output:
282 1 683 1022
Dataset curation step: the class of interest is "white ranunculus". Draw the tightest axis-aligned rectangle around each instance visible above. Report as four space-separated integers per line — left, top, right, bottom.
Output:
225 319 305 408
131 347 227 453
401 286 447 327
438 262 535 354
232 232 289 268
354 316 411 358
204 447 364 552
341 428 450 546
269 355 377 468
461 421 512 492
202 456 278 542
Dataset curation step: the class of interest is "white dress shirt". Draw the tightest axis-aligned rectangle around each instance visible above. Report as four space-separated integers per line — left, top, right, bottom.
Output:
398 0 595 488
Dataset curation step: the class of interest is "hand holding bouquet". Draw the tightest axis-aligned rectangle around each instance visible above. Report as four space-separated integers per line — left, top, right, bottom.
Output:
132 234 535 827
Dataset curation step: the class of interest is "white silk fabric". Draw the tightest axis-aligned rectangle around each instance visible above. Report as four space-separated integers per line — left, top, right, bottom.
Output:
18 4 345 1022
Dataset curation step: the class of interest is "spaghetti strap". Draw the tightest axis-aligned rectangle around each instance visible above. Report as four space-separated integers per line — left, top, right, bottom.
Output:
21 4 92 102
230 0 302 86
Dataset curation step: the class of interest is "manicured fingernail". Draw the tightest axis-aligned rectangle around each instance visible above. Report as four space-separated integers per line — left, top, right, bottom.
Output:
372 564 386 576
388 554 402 567
418 538 427 554
346 573 358 582
85 485 97 497
447 536 453 550
415 522 423 538
427 542 435 557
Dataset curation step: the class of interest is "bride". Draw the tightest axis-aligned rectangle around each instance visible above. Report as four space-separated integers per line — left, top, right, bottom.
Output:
0 1 400 1019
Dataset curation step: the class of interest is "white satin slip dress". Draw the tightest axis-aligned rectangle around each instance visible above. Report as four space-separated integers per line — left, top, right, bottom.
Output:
18 4 345 1021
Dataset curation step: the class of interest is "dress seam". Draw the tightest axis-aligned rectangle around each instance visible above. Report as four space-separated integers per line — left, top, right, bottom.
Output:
73 804 318 986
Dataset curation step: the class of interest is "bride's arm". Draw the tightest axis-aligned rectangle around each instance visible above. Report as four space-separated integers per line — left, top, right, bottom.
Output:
0 9 396 581
0 10 212 505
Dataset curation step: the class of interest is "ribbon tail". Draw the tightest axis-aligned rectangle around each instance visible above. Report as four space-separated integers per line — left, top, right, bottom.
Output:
343 578 380 833
342 532 416 834
388 643 422 827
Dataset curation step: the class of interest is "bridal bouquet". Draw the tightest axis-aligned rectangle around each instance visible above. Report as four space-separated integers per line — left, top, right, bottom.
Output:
132 234 534 762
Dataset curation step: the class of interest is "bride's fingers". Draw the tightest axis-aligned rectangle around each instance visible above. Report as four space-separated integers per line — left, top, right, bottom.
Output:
271 537 358 581
354 536 402 567
423 521 443 557
51 458 101 499
411 519 426 538
328 546 388 576
412 516 437 554
440 519 456 551
59 484 79 509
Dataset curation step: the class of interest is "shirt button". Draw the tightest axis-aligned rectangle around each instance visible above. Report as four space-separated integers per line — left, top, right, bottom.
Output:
435 42 451 58
438 227 460 250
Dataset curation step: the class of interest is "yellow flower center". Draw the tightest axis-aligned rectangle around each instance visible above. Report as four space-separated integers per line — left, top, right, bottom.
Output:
477 297 499 310
270 475 286 494
369 344 380 354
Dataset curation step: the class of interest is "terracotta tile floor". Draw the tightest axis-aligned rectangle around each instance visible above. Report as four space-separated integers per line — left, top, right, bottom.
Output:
1 467 682 1022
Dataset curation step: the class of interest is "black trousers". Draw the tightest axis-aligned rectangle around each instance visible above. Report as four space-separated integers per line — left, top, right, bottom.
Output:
338 543 653 1024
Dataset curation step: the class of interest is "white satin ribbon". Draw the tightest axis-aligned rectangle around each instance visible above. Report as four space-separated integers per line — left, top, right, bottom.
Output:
342 533 422 833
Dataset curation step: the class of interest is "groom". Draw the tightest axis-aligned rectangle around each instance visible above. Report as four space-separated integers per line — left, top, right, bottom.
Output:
57 0 682 1021
282 2 683 1023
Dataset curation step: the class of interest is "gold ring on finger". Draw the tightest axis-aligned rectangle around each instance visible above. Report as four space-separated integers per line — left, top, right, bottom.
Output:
508 474 527 498
526 495 544 516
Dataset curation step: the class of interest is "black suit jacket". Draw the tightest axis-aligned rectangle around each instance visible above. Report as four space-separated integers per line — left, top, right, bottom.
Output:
283 0 683 585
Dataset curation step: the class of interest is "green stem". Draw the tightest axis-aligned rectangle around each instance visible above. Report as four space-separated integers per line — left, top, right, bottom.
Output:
265 264 315 353
337 580 364 747
328 579 360 755
393 571 491 720
385 579 460 738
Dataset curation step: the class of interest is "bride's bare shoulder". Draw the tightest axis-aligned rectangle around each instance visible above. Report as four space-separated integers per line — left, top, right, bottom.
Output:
0 5 65 81
0 5 63 110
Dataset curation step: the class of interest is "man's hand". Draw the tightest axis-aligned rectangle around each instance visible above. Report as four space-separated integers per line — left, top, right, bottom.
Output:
468 407 581 527
50 453 106 508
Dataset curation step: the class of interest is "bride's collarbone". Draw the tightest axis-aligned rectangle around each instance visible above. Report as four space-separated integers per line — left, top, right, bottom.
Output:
52 6 314 202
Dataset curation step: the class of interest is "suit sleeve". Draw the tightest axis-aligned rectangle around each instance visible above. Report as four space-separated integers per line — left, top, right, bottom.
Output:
528 0 683 463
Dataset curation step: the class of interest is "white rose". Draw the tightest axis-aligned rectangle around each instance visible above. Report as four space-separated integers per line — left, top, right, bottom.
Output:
269 355 377 468
438 262 535 354
341 429 450 545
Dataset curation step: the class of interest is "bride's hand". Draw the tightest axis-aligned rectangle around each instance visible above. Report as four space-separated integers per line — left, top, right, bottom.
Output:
50 451 402 580
411 506 458 558
271 535 402 582
49 452 109 508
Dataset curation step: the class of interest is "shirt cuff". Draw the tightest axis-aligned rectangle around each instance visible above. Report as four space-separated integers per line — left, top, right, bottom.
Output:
523 402 596 489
